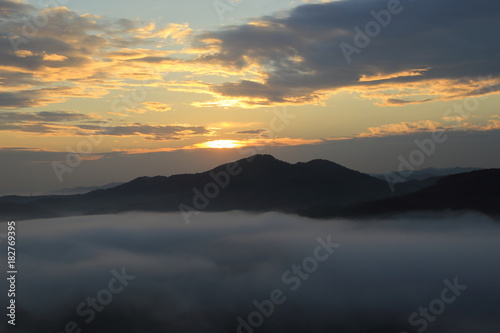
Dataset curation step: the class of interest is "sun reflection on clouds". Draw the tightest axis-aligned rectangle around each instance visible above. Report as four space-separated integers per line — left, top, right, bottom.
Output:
195 140 244 149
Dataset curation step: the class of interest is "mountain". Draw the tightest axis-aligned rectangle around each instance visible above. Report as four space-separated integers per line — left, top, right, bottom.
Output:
0 154 394 220
47 182 123 195
0 155 497 221
371 167 483 183
301 169 500 219
0 202 55 221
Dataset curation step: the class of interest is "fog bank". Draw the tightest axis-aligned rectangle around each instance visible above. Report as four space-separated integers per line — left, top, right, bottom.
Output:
1 212 499 333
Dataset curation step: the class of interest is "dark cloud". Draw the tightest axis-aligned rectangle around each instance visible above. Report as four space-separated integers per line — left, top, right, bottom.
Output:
235 129 267 135
77 124 211 141
0 110 209 140
0 7 100 71
0 0 33 18
193 0 500 106
2 212 500 333
385 98 433 105
0 110 96 134
0 146 46 151
128 56 175 63
0 85 92 109
0 122 60 133
0 90 44 108
0 110 92 123
0 70 43 87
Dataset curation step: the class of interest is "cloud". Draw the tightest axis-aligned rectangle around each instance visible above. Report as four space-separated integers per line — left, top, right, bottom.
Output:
8 123 210 140
126 101 172 114
184 0 500 107
383 98 433 106
2 0 499 110
6 212 500 333
0 1 186 109
79 124 211 141
0 146 50 151
235 129 267 135
360 120 446 137
0 109 210 140
0 110 103 134
0 110 93 122
358 117 500 138
153 22 193 43
0 0 33 18
459 119 500 132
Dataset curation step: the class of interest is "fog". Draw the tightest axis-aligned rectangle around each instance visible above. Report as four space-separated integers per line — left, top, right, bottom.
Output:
1 212 500 332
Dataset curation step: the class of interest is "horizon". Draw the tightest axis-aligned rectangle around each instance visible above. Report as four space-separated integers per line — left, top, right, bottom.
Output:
0 152 491 197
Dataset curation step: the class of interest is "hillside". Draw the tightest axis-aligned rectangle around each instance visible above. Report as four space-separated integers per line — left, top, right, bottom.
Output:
0 154 392 219
301 169 500 219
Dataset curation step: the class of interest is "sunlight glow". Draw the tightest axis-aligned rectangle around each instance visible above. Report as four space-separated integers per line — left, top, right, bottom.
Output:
197 140 244 149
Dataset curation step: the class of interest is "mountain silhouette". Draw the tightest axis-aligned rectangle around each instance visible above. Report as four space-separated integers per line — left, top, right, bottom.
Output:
370 167 483 182
59 154 394 214
0 155 392 219
0 155 498 220
47 182 123 195
301 169 500 219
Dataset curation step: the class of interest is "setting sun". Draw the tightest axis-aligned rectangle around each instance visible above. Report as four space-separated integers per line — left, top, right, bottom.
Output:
197 140 244 149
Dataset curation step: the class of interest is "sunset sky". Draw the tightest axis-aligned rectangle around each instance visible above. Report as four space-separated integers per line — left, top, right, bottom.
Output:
0 0 499 195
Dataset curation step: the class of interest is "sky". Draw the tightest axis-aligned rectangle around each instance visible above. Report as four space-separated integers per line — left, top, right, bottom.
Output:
0 0 499 195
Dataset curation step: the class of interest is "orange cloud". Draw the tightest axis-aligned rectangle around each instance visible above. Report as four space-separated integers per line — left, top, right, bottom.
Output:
0 3 193 110
357 117 500 138
359 121 445 137
126 101 172 114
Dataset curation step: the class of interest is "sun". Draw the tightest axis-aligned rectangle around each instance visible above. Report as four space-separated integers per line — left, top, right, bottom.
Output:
198 140 243 149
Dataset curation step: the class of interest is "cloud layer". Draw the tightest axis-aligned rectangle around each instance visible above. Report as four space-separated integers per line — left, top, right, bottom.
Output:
3 0 498 110
0 109 210 139
187 0 500 106
0 0 185 108
2 212 500 332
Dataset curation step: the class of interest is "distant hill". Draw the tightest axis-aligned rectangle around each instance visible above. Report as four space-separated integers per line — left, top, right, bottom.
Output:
0 155 497 221
371 167 483 183
47 182 123 195
301 169 500 219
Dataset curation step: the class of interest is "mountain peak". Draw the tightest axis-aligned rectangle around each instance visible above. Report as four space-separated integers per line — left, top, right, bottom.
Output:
232 154 288 168
245 154 278 162
300 158 344 167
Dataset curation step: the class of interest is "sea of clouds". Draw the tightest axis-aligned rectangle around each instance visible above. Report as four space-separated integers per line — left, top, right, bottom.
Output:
1 211 499 333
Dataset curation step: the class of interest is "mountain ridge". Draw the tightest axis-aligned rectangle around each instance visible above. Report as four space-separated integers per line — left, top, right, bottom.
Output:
300 169 500 219
0 154 498 221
